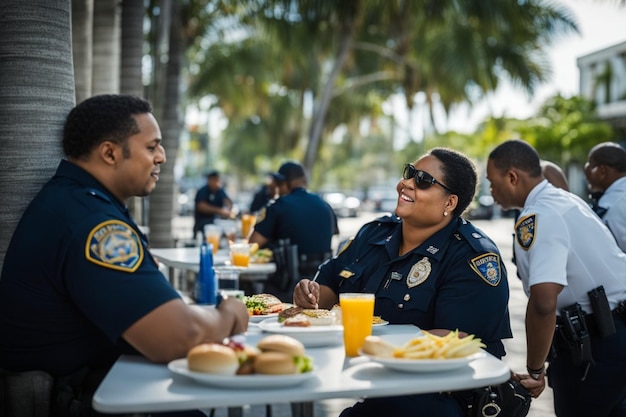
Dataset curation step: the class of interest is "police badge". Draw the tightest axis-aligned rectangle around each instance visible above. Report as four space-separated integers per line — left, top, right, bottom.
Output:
515 214 536 250
407 257 431 288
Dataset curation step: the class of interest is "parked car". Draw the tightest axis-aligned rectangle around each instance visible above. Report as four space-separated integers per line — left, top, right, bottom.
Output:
466 195 495 220
322 191 361 218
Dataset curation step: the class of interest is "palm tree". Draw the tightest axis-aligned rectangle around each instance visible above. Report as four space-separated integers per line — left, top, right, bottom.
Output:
187 0 578 183
121 0 149 226
147 0 182 248
92 0 121 94
72 0 94 103
0 0 74 272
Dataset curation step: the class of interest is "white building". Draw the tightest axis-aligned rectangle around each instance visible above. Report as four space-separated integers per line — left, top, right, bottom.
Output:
577 40 626 132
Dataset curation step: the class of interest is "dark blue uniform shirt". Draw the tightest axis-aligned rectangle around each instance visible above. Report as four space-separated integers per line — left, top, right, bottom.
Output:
0 160 180 376
193 185 230 235
317 215 512 358
254 187 334 256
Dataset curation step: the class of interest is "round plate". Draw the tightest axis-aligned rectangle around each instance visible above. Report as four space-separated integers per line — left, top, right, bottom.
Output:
248 303 293 323
372 320 389 327
359 350 486 373
257 317 343 347
168 359 317 388
248 312 279 323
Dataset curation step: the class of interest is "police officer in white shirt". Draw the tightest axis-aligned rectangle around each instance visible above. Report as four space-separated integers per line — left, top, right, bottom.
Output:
584 141 626 252
487 139 626 417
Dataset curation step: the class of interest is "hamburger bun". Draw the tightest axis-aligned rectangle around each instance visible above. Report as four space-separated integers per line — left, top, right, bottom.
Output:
257 334 305 357
253 351 297 375
360 335 396 358
187 343 239 375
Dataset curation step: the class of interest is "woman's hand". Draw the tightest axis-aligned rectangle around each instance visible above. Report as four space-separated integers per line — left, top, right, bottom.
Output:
293 279 320 309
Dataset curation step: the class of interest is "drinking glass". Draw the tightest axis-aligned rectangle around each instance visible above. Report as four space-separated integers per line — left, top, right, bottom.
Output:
230 242 251 267
203 224 221 255
339 293 375 356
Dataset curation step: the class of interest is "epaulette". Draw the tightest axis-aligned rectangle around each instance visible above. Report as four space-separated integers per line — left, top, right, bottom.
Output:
85 188 112 204
455 218 496 253
372 214 401 225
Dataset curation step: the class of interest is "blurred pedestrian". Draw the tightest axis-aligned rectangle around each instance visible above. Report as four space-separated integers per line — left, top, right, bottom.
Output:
248 172 279 214
193 170 233 238
294 147 513 416
487 139 626 416
584 141 626 252
0 94 248 416
249 161 335 301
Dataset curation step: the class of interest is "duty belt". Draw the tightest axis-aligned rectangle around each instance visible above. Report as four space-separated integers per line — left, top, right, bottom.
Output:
556 303 626 337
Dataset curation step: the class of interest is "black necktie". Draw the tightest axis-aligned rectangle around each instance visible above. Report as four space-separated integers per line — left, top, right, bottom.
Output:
589 191 607 218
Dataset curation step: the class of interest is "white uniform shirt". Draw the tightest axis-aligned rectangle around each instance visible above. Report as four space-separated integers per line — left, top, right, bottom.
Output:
514 180 626 314
598 176 626 252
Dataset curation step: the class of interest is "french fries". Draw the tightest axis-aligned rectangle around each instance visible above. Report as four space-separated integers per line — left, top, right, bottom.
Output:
393 330 486 360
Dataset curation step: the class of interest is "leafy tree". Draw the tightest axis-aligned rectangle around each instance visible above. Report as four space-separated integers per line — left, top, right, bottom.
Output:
518 94 614 166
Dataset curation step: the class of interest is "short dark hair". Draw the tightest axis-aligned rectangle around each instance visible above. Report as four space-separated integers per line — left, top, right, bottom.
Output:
63 94 153 159
589 142 626 172
429 147 477 217
488 139 542 178
275 161 306 182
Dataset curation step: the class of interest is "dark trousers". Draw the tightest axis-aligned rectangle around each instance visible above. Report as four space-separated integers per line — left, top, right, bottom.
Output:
548 317 626 417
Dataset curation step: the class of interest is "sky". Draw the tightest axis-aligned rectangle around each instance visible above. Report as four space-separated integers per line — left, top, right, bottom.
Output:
445 0 626 134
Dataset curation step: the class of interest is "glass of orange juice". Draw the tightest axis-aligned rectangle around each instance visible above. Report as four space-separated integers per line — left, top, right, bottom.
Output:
240 214 256 238
230 242 251 267
339 293 375 356
203 224 221 255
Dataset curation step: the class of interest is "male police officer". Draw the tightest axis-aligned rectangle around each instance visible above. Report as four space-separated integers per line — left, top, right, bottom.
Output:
584 141 626 252
0 95 248 415
487 139 626 416
249 161 335 300
193 170 234 238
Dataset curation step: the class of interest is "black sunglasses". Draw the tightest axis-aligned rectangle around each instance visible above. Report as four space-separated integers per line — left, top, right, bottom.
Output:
403 164 453 193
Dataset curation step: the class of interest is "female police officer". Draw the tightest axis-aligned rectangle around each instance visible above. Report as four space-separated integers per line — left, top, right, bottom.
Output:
294 147 512 416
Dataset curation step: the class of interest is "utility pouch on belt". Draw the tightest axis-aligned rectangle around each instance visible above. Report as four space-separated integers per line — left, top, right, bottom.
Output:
616 300 626 324
587 285 616 337
559 303 594 380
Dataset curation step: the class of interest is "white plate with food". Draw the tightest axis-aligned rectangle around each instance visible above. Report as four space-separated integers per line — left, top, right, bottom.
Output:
244 294 289 322
168 358 317 388
372 318 389 327
258 317 343 347
359 350 486 372
249 312 280 323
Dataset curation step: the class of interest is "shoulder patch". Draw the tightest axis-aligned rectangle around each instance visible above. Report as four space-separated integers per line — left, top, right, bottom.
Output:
515 214 536 250
335 237 353 257
85 220 144 272
257 206 267 223
469 252 501 286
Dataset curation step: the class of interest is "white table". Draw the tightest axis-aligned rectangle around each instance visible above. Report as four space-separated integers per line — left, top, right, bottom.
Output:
93 324 511 416
151 247 276 294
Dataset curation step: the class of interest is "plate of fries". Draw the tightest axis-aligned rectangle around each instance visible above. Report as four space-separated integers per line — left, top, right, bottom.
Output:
359 330 487 372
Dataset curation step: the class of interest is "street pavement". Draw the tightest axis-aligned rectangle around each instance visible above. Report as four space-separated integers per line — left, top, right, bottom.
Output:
172 214 556 417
